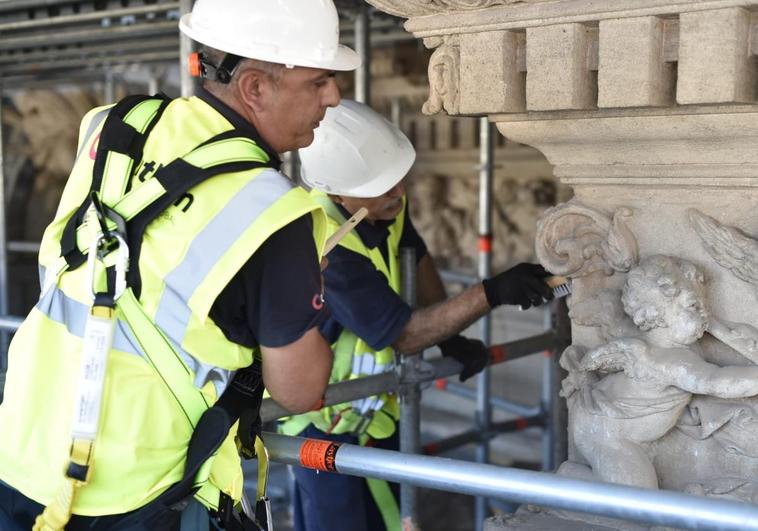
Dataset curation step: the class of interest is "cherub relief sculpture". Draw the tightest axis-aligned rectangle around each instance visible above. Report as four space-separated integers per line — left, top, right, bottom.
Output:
561 255 758 489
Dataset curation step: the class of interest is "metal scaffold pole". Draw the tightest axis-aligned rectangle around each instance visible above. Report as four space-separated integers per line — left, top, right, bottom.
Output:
0 88 8 368
398 247 420 528
354 4 371 104
179 0 195 98
475 115 494 531
265 432 758 531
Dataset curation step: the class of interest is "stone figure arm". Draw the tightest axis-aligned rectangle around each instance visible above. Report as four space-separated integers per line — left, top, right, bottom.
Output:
669 355 758 398
579 338 662 381
707 317 758 365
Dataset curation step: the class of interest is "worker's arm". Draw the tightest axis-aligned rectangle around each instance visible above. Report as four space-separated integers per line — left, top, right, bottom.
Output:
393 263 553 354
392 284 490 353
210 213 332 414
416 254 447 308
261 328 333 413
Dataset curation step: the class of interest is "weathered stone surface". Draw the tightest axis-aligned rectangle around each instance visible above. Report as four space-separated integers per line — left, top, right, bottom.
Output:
677 7 756 104
526 23 596 111
370 0 758 524
598 16 674 108
459 30 525 114
485 510 642 531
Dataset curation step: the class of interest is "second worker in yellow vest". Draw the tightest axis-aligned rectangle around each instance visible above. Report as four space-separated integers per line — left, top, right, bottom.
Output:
284 100 554 531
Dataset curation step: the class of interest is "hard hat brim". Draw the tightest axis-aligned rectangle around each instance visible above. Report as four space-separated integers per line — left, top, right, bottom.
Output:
179 15 361 72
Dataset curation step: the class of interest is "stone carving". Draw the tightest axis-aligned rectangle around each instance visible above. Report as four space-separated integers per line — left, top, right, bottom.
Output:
365 0 521 18
560 255 758 491
535 200 638 278
689 208 758 297
421 36 460 116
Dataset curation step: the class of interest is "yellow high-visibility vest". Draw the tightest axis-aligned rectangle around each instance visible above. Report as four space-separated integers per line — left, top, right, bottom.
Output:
0 94 326 516
281 190 405 441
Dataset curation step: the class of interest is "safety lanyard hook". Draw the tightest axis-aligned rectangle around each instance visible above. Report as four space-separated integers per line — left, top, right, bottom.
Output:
87 231 129 302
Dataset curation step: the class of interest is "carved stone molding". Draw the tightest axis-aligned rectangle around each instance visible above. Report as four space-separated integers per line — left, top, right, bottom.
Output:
365 0 527 18
369 0 758 117
689 209 758 297
535 200 638 278
421 36 460 116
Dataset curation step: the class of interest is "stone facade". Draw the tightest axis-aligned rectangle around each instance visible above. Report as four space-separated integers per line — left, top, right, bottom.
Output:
367 0 758 526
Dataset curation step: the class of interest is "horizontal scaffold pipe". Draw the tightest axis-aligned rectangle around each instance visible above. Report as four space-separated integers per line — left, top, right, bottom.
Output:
264 432 758 531
260 331 556 422
0 316 22 332
0 3 180 33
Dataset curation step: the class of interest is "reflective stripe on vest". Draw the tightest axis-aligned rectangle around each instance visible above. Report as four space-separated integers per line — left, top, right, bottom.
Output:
154 168 296 393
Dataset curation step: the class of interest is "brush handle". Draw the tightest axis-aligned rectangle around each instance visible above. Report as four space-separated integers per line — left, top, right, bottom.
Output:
323 207 368 256
545 275 569 288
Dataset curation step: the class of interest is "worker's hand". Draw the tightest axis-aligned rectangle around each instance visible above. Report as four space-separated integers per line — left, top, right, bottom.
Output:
438 335 489 382
481 263 553 310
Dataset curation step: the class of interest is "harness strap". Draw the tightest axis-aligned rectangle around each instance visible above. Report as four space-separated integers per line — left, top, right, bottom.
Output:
61 134 270 298
61 95 170 270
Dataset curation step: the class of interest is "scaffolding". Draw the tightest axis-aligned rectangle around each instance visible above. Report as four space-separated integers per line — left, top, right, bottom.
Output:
0 2 757 530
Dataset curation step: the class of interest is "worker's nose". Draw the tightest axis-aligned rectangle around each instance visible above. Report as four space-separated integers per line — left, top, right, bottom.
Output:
323 77 341 108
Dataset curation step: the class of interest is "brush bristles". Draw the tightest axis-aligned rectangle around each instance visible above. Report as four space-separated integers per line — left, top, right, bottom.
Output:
552 281 572 299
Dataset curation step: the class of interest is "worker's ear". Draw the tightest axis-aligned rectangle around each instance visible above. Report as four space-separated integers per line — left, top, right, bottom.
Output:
329 194 345 205
236 67 273 113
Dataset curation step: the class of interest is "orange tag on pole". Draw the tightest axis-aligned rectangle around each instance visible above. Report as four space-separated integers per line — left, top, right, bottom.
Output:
188 52 202 78
299 439 342 472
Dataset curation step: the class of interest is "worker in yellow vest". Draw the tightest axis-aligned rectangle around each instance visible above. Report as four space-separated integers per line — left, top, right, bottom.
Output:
286 100 553 531
0 1 359 530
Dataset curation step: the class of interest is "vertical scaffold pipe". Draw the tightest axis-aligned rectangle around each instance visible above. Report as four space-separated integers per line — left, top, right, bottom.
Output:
179 0 195 98
104 68 115 104
354 5 370 104
399 247 420 528
475 116 494 531
0 88 8 367
540 349 555 471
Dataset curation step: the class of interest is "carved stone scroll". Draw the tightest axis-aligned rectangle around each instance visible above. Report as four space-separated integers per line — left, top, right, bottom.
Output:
689 209 758 297
421 36 460 116
535 200 638 278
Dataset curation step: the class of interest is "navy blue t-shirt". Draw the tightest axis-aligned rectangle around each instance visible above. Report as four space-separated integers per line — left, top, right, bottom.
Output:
319 202 428 351
202 88 326 348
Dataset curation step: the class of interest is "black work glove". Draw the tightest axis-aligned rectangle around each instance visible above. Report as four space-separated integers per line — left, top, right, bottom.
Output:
481 263 553 310
438 335 490 382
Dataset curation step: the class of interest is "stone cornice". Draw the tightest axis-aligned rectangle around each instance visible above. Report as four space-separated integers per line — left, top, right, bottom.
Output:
369 1 758 117
399 0 757 35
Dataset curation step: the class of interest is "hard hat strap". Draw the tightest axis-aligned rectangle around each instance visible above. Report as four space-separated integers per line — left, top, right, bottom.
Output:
199 52 243 84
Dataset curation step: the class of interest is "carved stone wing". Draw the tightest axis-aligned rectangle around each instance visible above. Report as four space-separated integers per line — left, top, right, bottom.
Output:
689 209 758 296
535 200 638 278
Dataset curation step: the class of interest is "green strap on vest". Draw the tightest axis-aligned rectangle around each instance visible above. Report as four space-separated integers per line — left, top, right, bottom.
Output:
366 478 401 531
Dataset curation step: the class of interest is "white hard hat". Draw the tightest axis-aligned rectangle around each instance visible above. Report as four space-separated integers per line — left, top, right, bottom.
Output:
299 100 416 198
179 0 361 71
